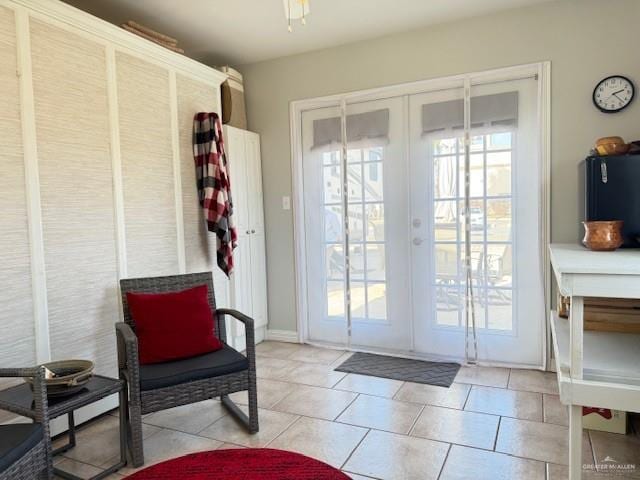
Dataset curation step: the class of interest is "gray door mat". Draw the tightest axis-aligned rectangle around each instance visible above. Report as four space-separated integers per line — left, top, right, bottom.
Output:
334 352 460 387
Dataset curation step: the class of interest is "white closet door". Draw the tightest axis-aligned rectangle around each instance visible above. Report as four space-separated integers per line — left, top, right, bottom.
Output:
246 132 268 329
176 74 229 307
31 20 119 375
225 127 250 236
0 6 36 377
224 127 251 346
116 53 178 277
246 132 265 233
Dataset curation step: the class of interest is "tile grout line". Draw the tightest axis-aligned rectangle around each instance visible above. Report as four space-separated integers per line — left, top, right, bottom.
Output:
263 415 304 448
461 384 473 410
406 404 427 436
436 443 453 480
493 416 502 451
339 428 371 471
333 393 361 421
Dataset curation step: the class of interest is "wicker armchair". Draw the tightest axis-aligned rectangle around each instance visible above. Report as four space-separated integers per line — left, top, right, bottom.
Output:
0 367 52 480
116 272 258 467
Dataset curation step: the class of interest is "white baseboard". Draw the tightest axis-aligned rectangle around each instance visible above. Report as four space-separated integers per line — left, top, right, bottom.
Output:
255 326 266 344
266 329 299 343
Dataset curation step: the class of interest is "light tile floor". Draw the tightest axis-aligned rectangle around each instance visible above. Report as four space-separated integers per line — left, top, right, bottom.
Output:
51 341 640 479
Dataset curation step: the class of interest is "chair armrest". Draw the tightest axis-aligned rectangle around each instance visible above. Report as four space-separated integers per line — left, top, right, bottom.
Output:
0 368 49 425
216 309 256 365
216 308 254 329
115 322 141 402
115 322 140 375
0 367 42 378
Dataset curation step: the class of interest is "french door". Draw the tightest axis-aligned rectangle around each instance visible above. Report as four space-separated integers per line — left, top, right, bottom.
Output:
409 75 544 365
301 97 411 350
297 64 547 367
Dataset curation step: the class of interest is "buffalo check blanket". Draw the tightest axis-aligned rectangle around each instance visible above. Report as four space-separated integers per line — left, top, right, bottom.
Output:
193 112 237 276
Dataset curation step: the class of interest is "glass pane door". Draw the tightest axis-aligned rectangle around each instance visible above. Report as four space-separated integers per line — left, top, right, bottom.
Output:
410 74 544 366
301 97 411 350
409 85 466 357
468 75 544 365
347 97 411 351
301 104 349 346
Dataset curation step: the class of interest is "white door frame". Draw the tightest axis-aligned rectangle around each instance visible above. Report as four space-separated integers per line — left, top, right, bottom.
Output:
290 62 551 369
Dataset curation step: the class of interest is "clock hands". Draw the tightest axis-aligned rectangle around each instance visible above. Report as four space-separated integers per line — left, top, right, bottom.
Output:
610 89 626 102
604 89 626 104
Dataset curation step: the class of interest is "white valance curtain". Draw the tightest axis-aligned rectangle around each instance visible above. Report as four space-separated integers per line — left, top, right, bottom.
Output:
422 92 519 135
312 108 390 150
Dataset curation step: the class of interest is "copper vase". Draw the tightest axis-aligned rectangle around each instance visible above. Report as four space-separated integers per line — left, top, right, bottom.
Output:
582 220 624 251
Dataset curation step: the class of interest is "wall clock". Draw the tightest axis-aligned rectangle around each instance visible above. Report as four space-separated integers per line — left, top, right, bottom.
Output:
593 75 635 113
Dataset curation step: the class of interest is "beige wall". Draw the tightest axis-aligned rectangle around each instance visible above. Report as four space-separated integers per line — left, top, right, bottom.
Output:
242 0 640 333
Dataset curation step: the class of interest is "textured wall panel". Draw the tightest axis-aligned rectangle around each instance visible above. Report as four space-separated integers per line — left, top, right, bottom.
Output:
31 20 119 376
176 74 229 306
116 53 178 277
0 7 35 370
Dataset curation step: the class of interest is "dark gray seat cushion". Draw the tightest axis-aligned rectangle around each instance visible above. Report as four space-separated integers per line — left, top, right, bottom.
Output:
139 344 249 391
0 423 43 473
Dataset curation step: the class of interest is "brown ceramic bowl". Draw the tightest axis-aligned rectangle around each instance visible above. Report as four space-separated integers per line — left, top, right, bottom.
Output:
595 136 630 156
582 220 624 251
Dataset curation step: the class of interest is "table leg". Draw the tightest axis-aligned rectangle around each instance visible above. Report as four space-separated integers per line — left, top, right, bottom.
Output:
119 387 127 466
68 411 76 447
54 391 128 480
51 412 77 456
91 390 128 479
569 404 583 480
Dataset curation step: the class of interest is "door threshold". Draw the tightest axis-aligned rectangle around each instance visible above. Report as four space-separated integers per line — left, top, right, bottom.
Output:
305 339 545 371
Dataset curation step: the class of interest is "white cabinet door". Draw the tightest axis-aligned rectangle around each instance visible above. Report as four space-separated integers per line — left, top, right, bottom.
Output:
225 127 250 237
246 132 265 233
250 231 268 329
224 126 269 344
245 132 268 329
231 231 252 350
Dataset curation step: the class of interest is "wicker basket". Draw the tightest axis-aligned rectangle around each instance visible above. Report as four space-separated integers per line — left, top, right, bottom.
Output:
25 360 94 397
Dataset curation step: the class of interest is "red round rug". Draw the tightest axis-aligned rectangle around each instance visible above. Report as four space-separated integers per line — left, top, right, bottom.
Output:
124 448 352 479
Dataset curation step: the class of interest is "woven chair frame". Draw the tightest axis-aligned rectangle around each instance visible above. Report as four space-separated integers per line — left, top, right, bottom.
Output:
0 367 52 480
117 272 258 468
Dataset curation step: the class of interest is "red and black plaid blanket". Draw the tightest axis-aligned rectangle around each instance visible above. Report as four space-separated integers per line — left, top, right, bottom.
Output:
193 112 237 276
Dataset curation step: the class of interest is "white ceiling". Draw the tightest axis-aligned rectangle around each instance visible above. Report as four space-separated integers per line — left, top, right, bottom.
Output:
62 0 552 66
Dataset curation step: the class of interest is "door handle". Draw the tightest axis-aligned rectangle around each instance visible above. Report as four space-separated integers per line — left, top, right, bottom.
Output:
251 229 256 233
413 238 423 246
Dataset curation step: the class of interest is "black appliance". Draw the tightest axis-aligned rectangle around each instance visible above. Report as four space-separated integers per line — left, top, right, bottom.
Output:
585 154 640 247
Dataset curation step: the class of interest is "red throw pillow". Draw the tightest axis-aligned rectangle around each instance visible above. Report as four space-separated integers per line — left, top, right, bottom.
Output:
126 285 223 365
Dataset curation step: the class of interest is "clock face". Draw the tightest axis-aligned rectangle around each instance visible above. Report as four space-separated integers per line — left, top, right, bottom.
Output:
593 76 635 113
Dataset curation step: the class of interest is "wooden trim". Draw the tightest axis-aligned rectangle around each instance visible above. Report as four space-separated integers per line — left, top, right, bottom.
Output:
169 71 186 274
290 99 307 344
105 45 127 282
540 61 552 371
569 296 584 380
266 329 300 343
15 7 51 363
